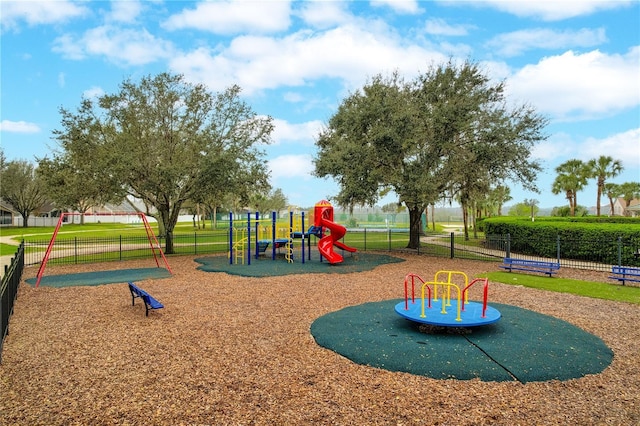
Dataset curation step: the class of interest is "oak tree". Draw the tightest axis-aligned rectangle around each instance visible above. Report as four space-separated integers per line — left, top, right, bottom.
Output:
51 73 273 253
314 61 546 248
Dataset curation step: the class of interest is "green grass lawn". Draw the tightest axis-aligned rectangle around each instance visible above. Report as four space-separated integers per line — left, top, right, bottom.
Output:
0 243 21 256
485 271 640 305
0 223 157 241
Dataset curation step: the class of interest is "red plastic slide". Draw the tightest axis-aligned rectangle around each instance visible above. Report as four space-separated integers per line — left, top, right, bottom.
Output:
314 200 357 264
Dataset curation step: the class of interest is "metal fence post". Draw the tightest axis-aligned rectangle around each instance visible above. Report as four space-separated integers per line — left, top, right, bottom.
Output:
557 235 561 263
364 228 367 251
450 232 454 259
506 233 511 258
618 236 622 266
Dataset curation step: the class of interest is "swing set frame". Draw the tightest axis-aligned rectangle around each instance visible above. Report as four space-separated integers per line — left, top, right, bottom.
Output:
35 212 172 288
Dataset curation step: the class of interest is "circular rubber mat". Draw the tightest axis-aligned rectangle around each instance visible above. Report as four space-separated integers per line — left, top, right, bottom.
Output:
195 252 404 277
311 300 613 383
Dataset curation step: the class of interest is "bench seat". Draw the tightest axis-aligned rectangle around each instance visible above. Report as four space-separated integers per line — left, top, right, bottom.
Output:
609 266 640 286
499 258 560 277
128 282 164 316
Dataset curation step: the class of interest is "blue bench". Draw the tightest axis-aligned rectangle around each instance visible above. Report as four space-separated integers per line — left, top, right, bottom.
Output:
609 266 640 286
500 258 560 277
128 282 164 316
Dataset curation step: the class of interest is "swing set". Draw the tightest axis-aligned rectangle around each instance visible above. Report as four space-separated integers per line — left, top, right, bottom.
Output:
34 212 172 288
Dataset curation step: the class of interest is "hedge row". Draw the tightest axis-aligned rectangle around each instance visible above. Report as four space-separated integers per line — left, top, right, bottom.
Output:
479 217 640 265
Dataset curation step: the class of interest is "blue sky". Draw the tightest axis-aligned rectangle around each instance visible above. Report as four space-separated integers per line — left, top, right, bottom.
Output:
1 0 639 210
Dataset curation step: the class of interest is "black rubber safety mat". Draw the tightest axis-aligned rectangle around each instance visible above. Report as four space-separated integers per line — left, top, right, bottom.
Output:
311 300 613 383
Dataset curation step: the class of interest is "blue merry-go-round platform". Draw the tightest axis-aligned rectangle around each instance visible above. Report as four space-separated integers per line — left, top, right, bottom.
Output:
394 299 501 327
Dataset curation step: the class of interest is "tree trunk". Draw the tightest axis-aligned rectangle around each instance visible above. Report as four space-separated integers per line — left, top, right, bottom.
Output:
163 201 184 255
431 204 435 231
472 204 478 239
570 194 576 217
21 212 29 227
424 207 429 231
158 208 174 254
462 203 469 241
154 215 166 237
608 198 615 216
407 205 423 249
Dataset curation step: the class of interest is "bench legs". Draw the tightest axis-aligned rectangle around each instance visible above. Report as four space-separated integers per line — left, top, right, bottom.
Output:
500 266 556 277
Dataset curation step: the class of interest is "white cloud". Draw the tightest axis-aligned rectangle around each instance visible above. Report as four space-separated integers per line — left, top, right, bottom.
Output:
298 1 353 29
83 86 105 99
170 24 446 95
370 0 422 14
468 0 633 21
507 47 640 120
487 27 607 57
0 120 40 133
283 92 304 103
478 59 512 82
269 154 314 180
107 0 143 24
425 18 472 36
531 129 640 198
532 132 576 161
53 25 175 66
162 0 292 34
272 119 323 145
0 0 88 32
581 128 640 168
51 34 85 60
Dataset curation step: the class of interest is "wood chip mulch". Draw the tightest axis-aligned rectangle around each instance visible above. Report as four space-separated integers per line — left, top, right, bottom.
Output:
1 254 639 425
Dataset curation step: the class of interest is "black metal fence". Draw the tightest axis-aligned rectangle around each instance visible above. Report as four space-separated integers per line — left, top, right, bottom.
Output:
1 241 24 363
20 230 640 272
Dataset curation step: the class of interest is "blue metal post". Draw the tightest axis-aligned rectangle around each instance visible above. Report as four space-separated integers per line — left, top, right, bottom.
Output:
255 211 260 260
247 212 251 265
289 211 294 261
229 212 233 265
272 211 277 260
301 211 305 264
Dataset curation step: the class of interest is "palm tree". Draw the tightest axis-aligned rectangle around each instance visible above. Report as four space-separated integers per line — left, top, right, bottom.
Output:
551 159 589 216
486 184 512 216
603 182 621 216
587 156 623 216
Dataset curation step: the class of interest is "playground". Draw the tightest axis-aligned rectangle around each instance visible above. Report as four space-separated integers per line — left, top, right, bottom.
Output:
2 254 640 424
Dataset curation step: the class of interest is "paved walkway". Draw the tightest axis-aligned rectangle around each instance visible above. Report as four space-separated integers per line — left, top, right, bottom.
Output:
1 235 23 276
